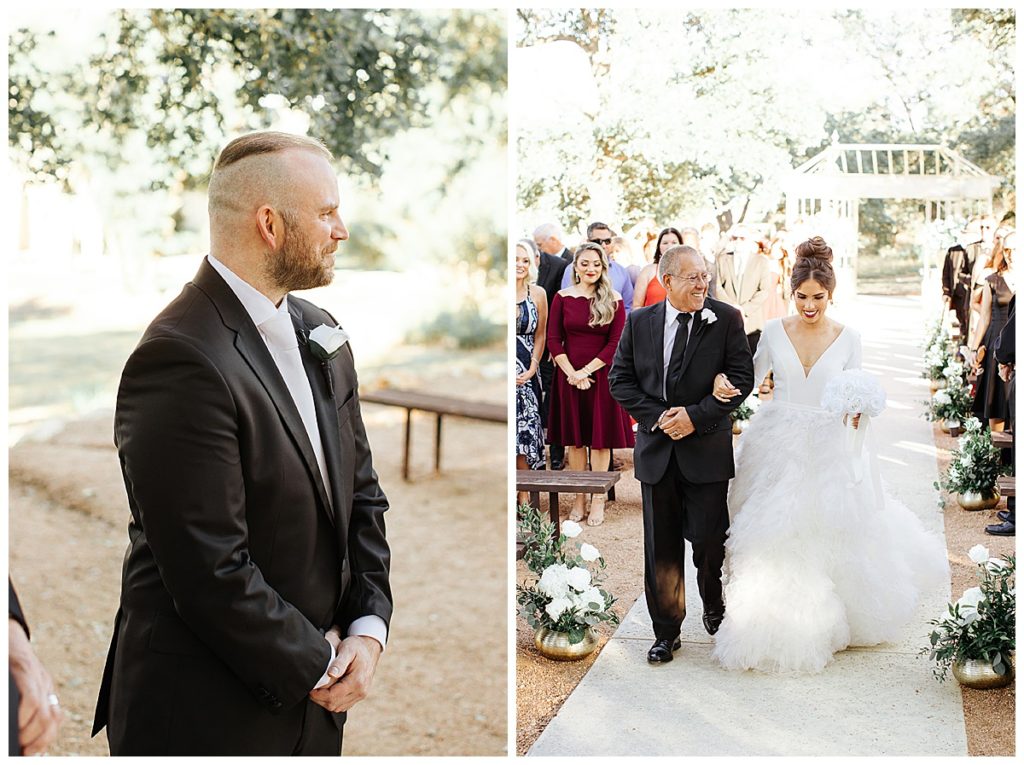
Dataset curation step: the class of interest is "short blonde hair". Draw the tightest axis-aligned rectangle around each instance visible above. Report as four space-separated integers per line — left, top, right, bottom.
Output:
214 131 333 171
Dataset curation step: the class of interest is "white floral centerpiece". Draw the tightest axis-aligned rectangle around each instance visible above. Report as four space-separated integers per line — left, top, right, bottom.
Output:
517 505 618 656
926 382 972 427
922 318 955 384
923 547 1015 686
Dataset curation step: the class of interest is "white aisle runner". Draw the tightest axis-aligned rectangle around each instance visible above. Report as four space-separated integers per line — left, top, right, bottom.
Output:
528 295 966 756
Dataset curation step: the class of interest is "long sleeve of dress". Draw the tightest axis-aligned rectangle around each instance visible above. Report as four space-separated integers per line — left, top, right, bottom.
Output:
843 330 863 370
597 301 626 365
547 293 566 359
753 328 772 382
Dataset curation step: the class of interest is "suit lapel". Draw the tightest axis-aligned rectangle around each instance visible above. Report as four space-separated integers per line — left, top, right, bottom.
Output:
192 262 336 522
648 301 667 398
289 300 342 528
723 254 739 299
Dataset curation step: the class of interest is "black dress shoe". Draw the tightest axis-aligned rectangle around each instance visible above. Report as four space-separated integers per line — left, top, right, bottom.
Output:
702 612 724 635
550 459 564 471
985 521 1015 536
647 637 682 663
997 510 1011 522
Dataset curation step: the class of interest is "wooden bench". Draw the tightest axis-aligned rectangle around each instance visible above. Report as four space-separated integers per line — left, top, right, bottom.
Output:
360 388 505 480
996 476 1015 498
515 470 621 557
992 430 1014 449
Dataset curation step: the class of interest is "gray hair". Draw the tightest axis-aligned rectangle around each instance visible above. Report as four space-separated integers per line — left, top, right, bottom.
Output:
658 245 702 283
532 222 565 245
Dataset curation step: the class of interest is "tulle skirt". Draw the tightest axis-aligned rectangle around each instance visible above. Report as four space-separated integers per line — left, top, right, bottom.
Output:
711 400 948 673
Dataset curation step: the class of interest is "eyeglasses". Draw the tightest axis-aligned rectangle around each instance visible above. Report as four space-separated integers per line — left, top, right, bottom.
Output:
665 272 711 285
589 238 613 246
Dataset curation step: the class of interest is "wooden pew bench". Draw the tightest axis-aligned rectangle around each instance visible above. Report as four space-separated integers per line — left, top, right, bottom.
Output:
360 388 505 480
996 475 1015 498
515 470 620 558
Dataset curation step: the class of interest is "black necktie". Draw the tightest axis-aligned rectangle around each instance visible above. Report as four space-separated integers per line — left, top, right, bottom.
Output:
667 312 691 390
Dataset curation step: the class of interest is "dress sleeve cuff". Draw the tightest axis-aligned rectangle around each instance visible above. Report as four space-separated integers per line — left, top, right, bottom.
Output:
347 615 388 652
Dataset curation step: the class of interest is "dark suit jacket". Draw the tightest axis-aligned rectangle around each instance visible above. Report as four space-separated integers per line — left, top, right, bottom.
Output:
537 252 568 313
92 259 392 755
941 245 974 301
609 297 754 485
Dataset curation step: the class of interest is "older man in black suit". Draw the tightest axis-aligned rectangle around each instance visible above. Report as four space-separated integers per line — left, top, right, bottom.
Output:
610 245 753 663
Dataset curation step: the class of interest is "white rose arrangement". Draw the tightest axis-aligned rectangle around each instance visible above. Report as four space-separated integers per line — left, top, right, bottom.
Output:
924 549 1015 681
517 505 619 645
937 417 1005 497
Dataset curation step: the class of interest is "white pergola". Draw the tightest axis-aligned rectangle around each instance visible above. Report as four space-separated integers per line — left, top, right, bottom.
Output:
783 138 999 293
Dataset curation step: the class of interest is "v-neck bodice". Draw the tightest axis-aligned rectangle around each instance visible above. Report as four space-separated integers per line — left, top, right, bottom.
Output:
754 319 862 408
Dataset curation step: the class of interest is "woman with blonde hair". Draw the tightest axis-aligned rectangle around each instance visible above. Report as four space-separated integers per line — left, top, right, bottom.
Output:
515 240 548 501
547 243 635 525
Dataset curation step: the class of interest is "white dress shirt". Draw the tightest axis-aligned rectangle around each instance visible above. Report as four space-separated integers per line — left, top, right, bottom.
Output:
207 255 386 686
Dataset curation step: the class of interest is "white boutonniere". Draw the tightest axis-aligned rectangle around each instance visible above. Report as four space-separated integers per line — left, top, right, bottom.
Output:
701 307 717 325
303 324 349 398
308 324 350 360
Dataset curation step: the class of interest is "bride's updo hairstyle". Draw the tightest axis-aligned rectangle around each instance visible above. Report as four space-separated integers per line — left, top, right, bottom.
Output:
791 236 837 295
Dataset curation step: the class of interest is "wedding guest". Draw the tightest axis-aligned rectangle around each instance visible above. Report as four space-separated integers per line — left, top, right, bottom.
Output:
560 222 635 312
987 294 1014 536
533 222 573 263
969 230 1015 431
941 244 974 343
715 225 773 354
548 243 635 526
9 580 62 756
632 227 682 309
764 238 790 322
607 236 641 285
530 228 569 470
515 240 548 502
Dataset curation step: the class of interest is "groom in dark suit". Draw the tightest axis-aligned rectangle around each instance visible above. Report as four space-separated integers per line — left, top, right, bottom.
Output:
610 245 753 663
92 132 392 754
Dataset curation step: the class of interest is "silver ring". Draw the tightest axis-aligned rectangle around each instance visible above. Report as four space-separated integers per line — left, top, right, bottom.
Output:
47 693 59 707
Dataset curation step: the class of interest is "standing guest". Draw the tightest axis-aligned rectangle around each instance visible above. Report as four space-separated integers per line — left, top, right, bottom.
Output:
633 227 682 309
530 227 570 470
548 243 635 526
560 222 635 311
715 225 773 354
941 244 974 343
9 581 62 756
763 238 790 322
969 230 1015 431
987 294 1015 536
966 220 997 338
515 240 549 502
608 236 641 285
533 222 573 263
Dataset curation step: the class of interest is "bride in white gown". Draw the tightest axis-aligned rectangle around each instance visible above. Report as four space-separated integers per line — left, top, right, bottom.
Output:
711 236 948 673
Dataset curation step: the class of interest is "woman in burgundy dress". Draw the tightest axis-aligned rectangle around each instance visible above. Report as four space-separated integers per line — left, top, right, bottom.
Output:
548 242 635 526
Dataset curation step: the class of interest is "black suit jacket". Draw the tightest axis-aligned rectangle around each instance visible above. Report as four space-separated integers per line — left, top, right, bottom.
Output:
92 259 392 754
609 297 754 485
941 245 974 301
9 581 28 756
537 252 568 312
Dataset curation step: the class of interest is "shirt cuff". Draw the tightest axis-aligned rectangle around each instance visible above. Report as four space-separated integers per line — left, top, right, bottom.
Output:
347 615 388 653
312 641 337 690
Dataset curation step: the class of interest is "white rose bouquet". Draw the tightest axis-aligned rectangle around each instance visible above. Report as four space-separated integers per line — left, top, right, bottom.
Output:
821 369 887 419
516 504 619 644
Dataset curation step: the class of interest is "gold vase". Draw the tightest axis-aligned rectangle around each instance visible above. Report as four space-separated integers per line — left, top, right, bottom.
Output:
534 626 598 661
957 490 1000 511
952 657 1014 689
930 379 945 394
732 419 748 435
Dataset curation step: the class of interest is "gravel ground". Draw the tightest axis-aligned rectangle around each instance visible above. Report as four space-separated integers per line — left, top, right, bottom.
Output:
516 426 1016 756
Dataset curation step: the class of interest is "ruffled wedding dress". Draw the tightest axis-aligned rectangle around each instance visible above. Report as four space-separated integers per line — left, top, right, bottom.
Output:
712 319 948 673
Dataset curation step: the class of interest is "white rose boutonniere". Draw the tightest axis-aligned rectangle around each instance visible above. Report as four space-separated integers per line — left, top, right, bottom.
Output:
308 324 350 360
305 324 350 398
701 307 717 325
